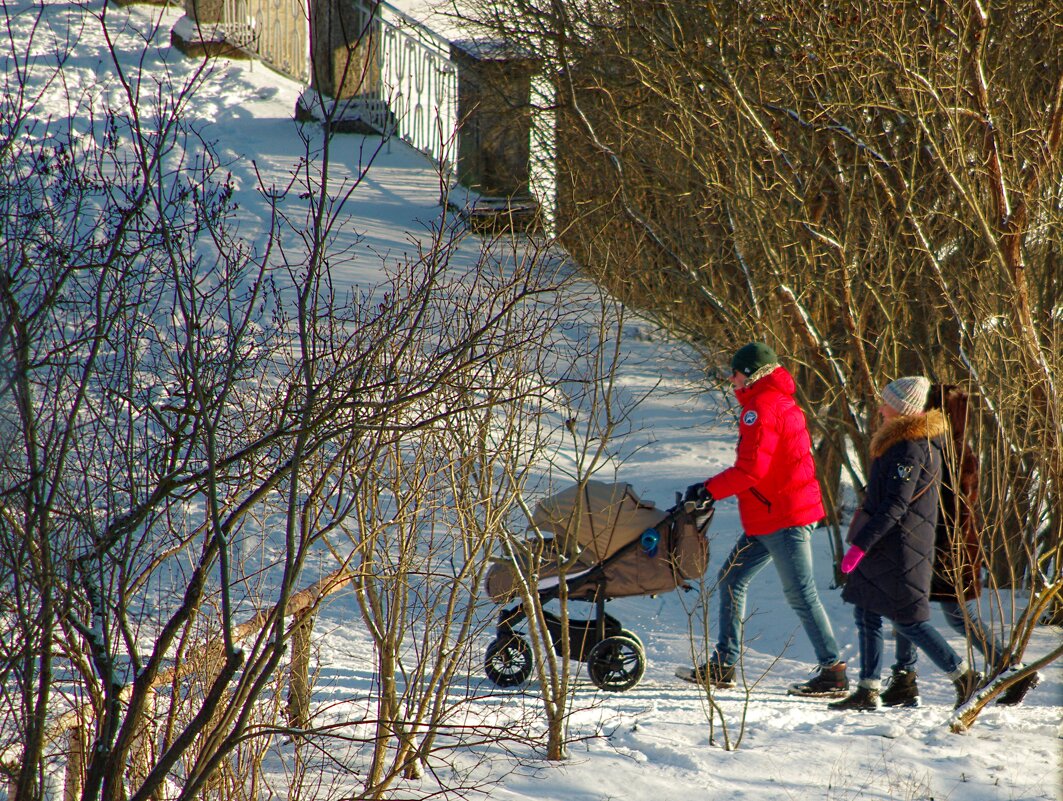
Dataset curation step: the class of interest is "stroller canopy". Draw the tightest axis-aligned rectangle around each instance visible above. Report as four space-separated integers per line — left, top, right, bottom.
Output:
529 481 666 568
485 479 710 603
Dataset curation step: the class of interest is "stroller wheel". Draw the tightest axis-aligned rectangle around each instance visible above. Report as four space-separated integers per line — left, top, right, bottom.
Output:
484 635 533 687
618 628 645 654
587 634 645 692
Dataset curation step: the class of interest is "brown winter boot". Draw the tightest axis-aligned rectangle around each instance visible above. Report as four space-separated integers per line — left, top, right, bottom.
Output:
997 669 1040 706
828 684 882 711
676 661 736 689
787 662 849 697
952 668 982 708
880 669 920 707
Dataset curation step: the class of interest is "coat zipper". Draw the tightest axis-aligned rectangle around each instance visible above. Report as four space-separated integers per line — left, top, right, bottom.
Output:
750 487 772 510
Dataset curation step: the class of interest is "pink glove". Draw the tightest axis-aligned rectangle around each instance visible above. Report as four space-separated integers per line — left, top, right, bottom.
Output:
841 545 866 574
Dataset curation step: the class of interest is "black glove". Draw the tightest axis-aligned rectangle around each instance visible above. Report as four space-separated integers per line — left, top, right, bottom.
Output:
684 482 713 506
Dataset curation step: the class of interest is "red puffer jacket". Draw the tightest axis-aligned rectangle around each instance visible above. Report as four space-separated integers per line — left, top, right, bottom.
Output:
705 366 825 535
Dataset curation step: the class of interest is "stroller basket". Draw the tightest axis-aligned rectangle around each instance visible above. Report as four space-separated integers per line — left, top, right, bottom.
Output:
541 608 624 661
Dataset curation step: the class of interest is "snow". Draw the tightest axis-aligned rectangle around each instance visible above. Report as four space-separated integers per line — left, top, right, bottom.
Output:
5 1 1061 800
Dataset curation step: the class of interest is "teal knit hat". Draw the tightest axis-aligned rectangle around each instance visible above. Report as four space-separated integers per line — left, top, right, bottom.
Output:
731 342 778 377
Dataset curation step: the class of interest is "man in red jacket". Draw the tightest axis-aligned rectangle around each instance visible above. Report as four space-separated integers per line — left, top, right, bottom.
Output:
677 342 847 696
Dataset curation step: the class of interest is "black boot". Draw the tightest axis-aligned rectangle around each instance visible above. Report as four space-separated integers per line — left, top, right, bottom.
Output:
828 685 881 711
952 668 982 708
997 668 1040 706
675 661 735 688
880 669 920 707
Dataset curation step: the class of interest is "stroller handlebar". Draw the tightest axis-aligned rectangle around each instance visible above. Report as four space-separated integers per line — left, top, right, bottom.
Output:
674 491 715 516
683 498 714 514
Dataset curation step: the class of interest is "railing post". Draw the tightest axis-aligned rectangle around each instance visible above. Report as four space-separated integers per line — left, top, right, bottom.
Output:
297 0 383 129
300 1 460 154
63 724 88 801
171 0 251 59
285 609 315 801
3 759 18 801
287 609 316 731
128 693 158 801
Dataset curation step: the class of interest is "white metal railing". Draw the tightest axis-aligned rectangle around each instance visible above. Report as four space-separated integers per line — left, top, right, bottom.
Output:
220 0 310 84
371 2 458 165
217 0 456 165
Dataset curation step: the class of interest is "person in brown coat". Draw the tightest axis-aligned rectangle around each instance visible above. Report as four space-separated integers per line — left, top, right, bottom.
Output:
879 385 1039 707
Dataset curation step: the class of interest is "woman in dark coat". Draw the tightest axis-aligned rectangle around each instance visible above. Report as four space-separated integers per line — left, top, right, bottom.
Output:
830 377 980 711
881 385 1037 707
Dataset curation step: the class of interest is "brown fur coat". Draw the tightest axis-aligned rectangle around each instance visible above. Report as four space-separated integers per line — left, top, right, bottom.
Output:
927 385 983 601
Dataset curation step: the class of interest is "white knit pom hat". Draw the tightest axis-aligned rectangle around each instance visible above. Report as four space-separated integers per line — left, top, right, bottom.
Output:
881 376 931 416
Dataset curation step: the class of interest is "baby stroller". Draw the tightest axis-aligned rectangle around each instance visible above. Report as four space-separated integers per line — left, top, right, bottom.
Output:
482 481 713 692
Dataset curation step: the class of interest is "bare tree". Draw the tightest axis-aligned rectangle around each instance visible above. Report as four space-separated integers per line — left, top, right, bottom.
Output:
0 3 632 800
499 291 648 762
305 228 587 791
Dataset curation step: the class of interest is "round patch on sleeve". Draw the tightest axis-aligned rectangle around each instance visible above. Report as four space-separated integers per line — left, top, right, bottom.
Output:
742 410 758 426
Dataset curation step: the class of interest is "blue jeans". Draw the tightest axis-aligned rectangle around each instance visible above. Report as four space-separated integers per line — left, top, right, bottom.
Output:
854 606 964 682
893 599 1003 673
714 525 840 668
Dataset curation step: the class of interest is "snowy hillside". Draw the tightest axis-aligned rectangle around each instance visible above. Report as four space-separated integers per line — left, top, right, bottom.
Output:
3 2 1060 800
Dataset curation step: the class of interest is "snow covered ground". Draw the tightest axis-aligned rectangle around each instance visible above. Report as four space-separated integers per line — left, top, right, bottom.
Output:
5 1 1061 799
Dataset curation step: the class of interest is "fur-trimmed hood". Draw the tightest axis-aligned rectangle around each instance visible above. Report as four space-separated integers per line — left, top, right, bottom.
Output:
870 408 947 459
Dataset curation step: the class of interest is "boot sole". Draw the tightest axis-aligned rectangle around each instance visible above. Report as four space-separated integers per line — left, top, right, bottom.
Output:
787 687 850 698
828 704 882 711
882 697 921 708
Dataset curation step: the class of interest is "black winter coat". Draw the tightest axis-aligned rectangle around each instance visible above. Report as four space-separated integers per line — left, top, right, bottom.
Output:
842 410 947 624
